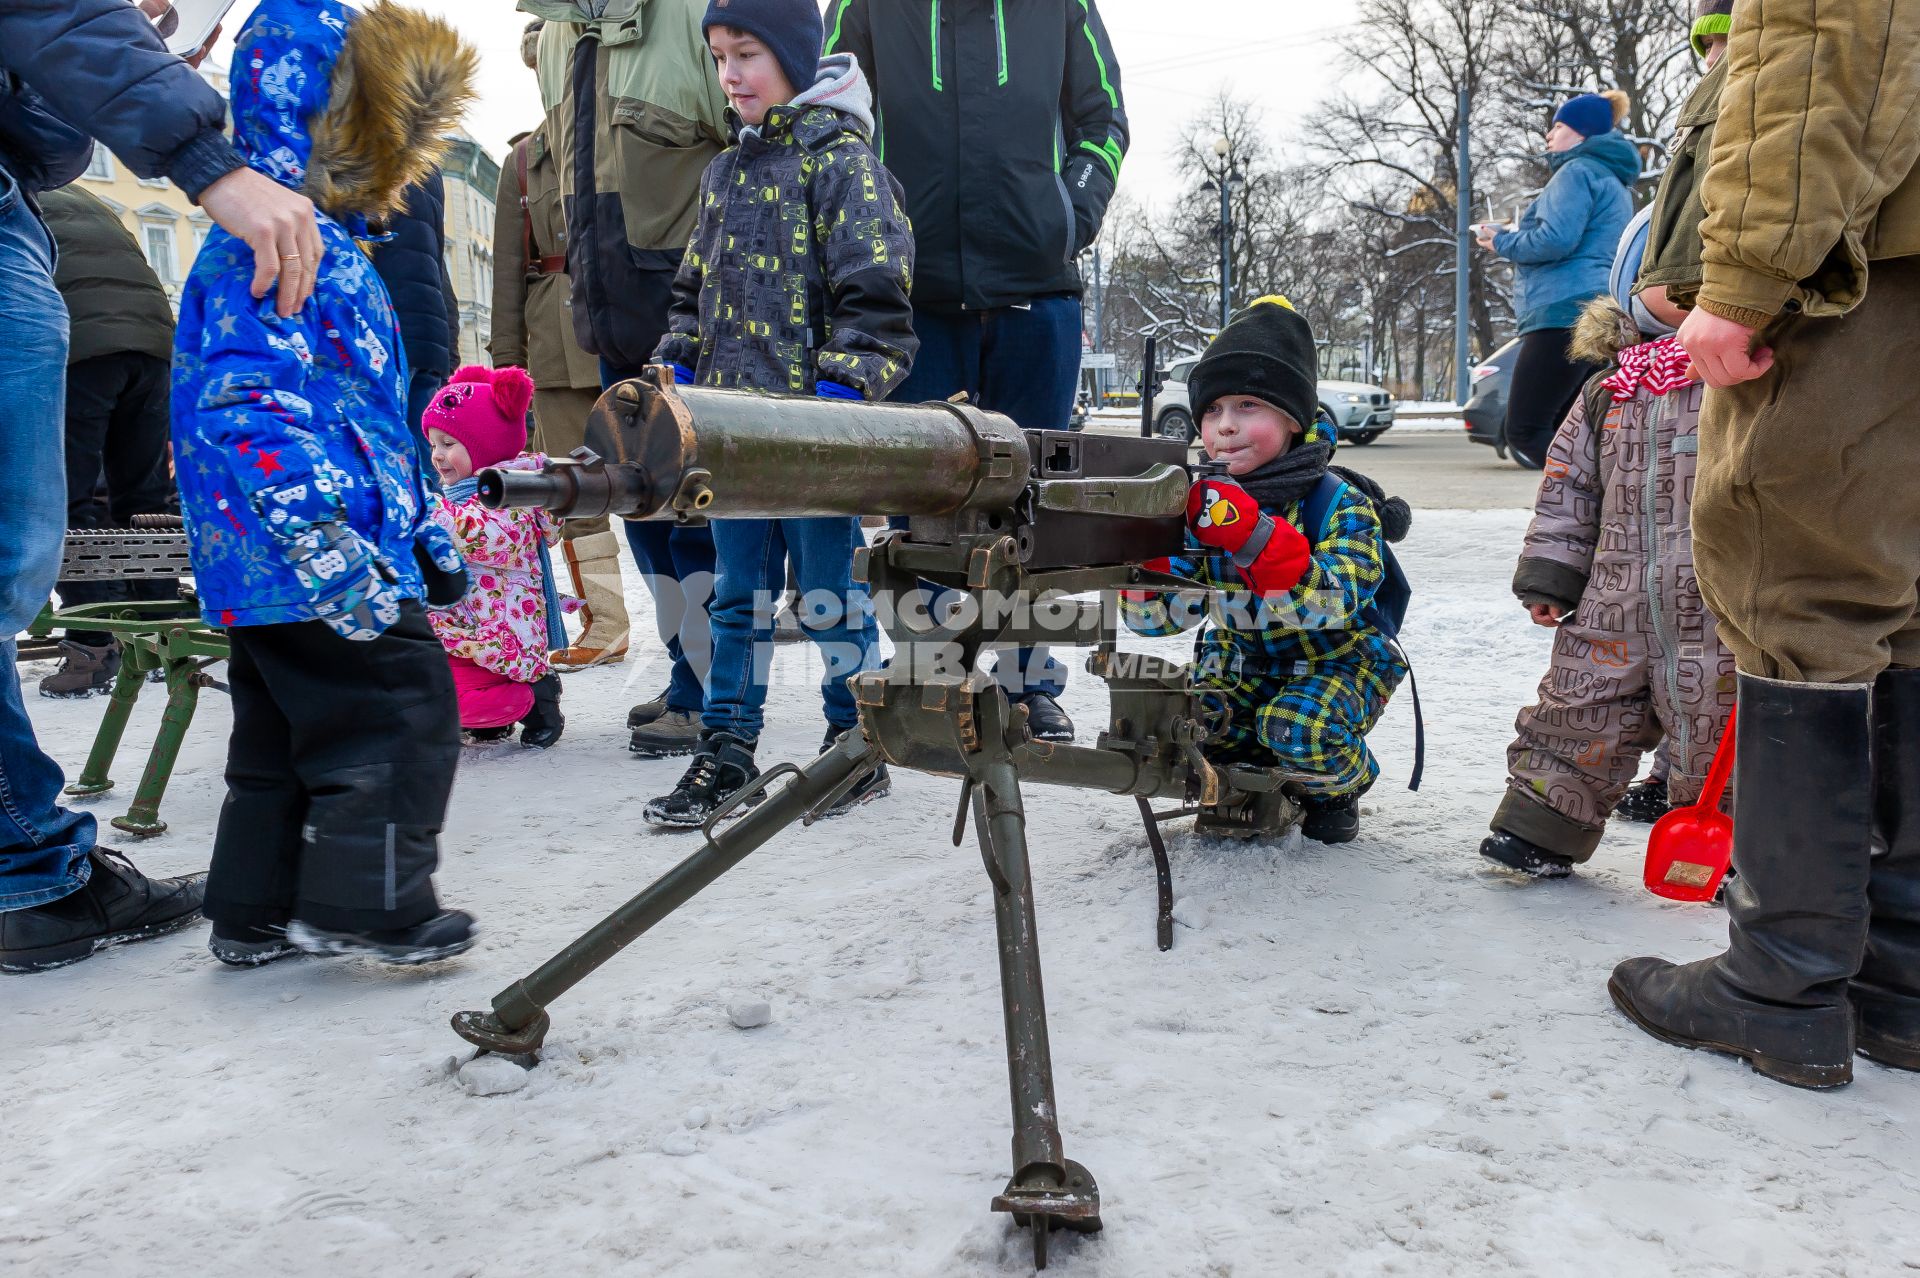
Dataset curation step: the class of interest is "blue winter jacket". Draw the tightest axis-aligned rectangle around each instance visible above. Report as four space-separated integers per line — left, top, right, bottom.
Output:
171 0 434 628
0 0 243 211
1493 131 1641 335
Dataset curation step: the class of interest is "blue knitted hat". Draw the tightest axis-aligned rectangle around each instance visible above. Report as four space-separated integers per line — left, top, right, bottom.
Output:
1554 93 1618 138
703 0 822 104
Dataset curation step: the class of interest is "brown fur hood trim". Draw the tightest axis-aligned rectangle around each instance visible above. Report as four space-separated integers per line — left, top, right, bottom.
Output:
1569 295 1643 367
305 2 479 223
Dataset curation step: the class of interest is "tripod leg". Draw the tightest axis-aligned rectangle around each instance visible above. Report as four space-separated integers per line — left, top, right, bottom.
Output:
452 734 873 1056
1136 796 1175 953
975 757 1102 1243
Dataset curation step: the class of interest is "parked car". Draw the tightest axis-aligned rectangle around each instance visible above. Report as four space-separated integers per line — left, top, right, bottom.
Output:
1462 338 1522 457
1152 359 1399 445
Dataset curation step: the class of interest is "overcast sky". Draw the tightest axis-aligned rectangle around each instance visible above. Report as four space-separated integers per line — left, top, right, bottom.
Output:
210 1 1361 206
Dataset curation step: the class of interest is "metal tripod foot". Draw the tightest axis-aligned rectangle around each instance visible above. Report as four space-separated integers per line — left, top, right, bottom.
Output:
451 1008 551 1057
993 1159 1102 1269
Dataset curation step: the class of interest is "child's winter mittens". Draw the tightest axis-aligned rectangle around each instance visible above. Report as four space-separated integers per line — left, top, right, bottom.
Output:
1185 476 1311 597
814 379 862 401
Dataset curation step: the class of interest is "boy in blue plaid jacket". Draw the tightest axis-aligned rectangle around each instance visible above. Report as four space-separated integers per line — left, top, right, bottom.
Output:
1122 298 1407 842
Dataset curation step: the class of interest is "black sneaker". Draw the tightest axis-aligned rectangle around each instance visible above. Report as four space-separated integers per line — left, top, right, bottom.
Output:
643 732 760 828
627 687 672 730
816 727 890 817
1301 792 1361 843
287 910 476 965
208 922 301 968
1613 776 1671 824
630 708 703 758
1479 830 1576 879
0 848 206 973
519 674 566 748
1014 692 1075 743
38 639 121 699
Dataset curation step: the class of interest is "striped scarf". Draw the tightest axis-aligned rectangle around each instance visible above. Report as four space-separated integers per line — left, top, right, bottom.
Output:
1602 335 1695 401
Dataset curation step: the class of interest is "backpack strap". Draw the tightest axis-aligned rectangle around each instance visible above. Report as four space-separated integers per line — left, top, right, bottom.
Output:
1299 471 1424 791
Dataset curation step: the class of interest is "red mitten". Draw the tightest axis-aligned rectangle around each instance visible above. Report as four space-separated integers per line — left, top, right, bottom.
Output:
1186 478 1311 597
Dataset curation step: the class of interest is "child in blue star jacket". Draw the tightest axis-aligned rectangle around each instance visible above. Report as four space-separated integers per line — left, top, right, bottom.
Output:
1122 298 1410 843
170 0 480 966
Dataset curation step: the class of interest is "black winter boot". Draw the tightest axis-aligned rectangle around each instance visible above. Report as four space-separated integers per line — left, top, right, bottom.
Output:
208 922 302 968
1610 674 1874 1090
1301 792 1361 843
816 727 890 817
643 732 761 828
1855 666 1920 1071
288 910 476 965
1014 692 1075 744
1479 830 1575 878
0 848 206 973
1613 775 1671 824
519 674 566 748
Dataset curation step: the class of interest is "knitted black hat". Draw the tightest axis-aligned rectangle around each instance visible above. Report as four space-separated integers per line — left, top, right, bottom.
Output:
1187 296 1318 433
704 0 823 104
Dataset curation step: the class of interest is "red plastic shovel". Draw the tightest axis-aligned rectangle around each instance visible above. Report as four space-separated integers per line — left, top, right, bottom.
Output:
1644 706 1737 902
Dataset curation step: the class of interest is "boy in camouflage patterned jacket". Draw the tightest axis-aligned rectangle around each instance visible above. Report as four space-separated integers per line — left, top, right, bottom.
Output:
645 0 917 829
1122 299 1409 844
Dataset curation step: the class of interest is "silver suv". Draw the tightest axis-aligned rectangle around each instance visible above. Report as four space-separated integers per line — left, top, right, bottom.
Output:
1152 358 1398 446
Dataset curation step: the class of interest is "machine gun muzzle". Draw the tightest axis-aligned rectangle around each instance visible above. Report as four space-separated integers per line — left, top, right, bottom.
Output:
477 365 1030 523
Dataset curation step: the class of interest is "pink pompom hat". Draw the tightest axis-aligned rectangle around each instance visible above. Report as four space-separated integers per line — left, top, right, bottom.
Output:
421 364 535 470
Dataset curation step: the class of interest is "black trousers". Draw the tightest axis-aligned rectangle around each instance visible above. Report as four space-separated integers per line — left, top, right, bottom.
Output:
203 603 461 933
1502 327 1603 470
56 351 180 642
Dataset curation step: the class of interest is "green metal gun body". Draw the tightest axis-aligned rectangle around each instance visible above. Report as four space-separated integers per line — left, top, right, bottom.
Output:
461 368 1302 1268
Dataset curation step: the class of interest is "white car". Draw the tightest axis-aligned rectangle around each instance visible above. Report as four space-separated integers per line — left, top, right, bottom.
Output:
1151 358 1398 446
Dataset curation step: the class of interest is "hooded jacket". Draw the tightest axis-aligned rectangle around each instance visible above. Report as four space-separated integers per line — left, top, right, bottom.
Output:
171 0 476 628
1493 131 1641 335
1635 56 1725 303
521 0 732 370
0 0 244 217
654 56 917 398
825 0 1129 311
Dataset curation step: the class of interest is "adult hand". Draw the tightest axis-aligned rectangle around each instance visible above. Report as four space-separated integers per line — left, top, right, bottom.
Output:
197 168 325 317
1678 307 1774 388
1527 602 1564 629
1474 224 1500 250
184 23 222 68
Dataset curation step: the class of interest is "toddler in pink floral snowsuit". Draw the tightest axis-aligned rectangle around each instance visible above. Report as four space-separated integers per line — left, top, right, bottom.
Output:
422 365 570 747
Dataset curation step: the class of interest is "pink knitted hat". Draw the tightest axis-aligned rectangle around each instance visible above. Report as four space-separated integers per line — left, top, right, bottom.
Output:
422 365 535 470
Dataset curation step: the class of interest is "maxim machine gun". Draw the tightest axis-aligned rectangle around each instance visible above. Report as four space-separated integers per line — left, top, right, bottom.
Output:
452 367 1304 1266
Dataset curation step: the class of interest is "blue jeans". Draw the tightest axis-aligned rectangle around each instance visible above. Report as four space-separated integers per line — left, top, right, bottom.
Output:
890 296 1084 698
603 359 715 712
705 517 877 742
0 181 94 910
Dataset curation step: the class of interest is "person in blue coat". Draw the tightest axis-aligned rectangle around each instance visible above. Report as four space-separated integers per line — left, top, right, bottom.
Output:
0 0 327 974
170 0 484 968
1479 90 1641 469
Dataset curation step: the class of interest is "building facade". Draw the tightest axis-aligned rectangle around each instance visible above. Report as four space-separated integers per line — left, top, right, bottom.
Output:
439 130 500 367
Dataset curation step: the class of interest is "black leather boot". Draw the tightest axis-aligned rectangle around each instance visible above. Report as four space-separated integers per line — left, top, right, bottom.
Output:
1856 666 1920 1071
0 849 206 973
1610 674 1874 1089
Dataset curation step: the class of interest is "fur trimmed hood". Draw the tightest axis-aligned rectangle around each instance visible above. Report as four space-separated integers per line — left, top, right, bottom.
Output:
229 0 476 225
1569 294 1643 367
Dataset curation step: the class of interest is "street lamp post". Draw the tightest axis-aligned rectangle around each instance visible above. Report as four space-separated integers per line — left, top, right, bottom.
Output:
1211 136 1239 328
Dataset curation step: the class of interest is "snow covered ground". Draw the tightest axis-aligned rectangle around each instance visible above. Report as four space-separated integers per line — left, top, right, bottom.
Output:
9 509 1919 1277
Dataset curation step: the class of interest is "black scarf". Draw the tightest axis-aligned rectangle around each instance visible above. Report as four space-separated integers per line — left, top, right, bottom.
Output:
1229 444 1414 544
1233 439 1336 510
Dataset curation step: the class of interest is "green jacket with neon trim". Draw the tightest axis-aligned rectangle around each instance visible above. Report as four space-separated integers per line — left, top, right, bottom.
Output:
824 0 1128 310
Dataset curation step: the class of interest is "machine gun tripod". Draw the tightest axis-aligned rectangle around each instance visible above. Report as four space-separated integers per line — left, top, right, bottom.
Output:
452 370 1305 1267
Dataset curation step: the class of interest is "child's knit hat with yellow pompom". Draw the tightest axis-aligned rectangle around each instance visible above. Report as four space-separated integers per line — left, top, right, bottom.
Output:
1188 295 1319 434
